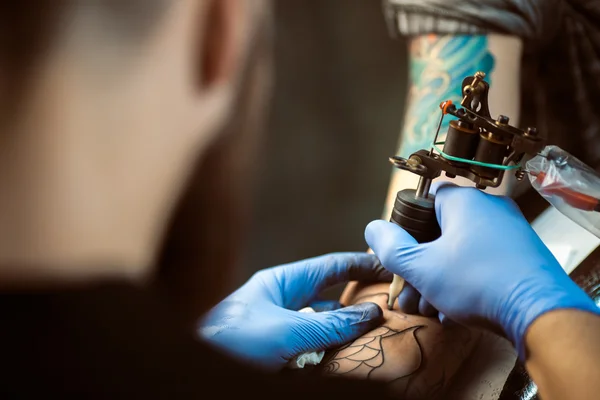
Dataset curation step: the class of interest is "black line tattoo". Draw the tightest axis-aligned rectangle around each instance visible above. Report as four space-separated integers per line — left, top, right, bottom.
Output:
322 325 425 382
323 290 475 400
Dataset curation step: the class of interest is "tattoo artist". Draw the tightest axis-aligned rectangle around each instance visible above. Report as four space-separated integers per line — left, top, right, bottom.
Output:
1 1 599 399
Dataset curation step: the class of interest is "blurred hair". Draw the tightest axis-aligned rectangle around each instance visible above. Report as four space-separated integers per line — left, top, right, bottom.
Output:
0 0 273 324
0 1 169 60
156 14 274 326
0 1 170 124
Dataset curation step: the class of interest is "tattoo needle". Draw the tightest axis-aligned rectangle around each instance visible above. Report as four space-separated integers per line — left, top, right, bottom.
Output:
387 274 405 310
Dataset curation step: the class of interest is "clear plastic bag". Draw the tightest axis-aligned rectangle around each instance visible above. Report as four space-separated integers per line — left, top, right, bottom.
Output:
526 145 600 238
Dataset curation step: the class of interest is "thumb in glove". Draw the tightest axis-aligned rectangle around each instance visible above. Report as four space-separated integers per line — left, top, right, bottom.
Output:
290 302 383 355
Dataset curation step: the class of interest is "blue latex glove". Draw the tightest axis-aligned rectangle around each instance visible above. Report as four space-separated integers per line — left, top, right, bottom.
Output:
365 184 600 360
199 253 390 370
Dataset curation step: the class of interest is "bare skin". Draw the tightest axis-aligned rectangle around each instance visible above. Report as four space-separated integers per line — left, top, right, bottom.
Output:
319 282 479 400
525 309 600 400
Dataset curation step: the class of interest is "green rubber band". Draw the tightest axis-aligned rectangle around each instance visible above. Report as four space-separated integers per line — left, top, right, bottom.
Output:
432 141 520 170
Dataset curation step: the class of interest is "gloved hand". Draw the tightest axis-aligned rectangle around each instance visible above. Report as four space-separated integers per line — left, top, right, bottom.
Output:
365 184 600 360
199 253 390 370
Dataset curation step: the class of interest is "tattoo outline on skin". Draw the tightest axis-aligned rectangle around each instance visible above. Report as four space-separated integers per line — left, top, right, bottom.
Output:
322 325 425 381
324 292 426 382
324 292 476 399
398 35 495 158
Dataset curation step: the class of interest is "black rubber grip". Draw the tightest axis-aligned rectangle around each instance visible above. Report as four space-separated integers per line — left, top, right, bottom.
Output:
390 189 441 244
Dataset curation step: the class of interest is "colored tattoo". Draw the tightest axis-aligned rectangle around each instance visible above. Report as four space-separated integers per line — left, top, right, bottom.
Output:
398 35 495 158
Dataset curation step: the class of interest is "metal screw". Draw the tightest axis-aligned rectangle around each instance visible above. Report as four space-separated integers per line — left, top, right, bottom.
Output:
525 127 538 137
406 156 422 168
515 169 526 181
456 120 471 129
496 115 509 125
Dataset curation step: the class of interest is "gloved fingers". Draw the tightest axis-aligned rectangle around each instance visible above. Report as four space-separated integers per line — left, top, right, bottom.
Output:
433 184 522 235
397 283 420 314
364 220 433 282
429 180 458 196
292 302 384 354
438 312 447 325
267 252 392 310
438 312 459 327
418 296 438 317
309 252 393 286
432 183 477 234
397 284 438 317
308 299 343 312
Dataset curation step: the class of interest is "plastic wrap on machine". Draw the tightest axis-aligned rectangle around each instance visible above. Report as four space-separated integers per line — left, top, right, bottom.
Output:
526 146 600 238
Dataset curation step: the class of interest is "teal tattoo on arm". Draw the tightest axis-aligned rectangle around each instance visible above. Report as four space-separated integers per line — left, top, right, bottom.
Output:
398 35 495 157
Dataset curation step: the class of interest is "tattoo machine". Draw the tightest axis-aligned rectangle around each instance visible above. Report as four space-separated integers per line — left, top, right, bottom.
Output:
387 71 547 309
387 72 600 308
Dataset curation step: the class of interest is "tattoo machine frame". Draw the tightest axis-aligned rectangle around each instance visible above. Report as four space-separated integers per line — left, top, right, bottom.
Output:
387 71 546 309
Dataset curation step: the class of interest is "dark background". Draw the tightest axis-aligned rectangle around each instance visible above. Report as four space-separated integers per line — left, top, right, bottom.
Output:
238 1 409 285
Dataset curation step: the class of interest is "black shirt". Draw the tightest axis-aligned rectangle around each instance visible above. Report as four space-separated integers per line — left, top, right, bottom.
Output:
0 282 392 398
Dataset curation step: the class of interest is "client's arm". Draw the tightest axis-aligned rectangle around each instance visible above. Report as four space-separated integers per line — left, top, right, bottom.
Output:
382 33 523 218
317 282 479 399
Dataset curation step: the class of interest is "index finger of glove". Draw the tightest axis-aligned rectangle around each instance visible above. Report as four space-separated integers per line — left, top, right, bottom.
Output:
364 219 429 280
430 181 463 233
269 252 392 310
433 183 522 235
